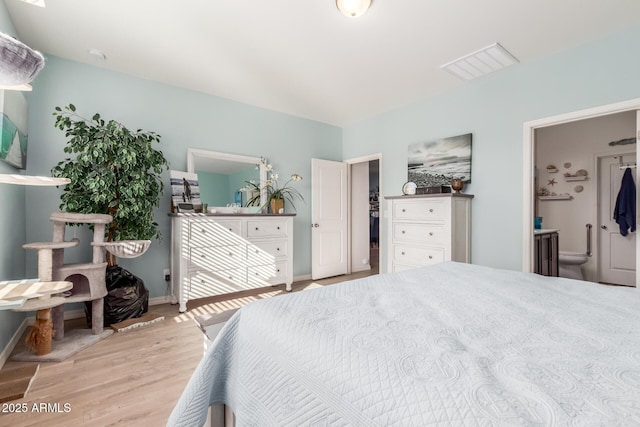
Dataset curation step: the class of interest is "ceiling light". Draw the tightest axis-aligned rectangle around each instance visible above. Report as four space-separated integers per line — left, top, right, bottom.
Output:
20 0 45 7
441 43 519 81
336 0 371 18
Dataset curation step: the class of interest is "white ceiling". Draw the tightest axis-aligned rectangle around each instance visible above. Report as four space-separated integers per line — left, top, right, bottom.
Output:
4 0 640 127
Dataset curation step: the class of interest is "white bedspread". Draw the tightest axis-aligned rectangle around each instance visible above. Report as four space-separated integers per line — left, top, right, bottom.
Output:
168 262 640 426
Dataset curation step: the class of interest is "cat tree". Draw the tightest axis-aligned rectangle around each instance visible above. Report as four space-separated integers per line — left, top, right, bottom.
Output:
13 211 114 360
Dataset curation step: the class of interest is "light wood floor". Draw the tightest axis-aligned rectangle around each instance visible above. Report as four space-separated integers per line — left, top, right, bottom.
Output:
0 264 378 427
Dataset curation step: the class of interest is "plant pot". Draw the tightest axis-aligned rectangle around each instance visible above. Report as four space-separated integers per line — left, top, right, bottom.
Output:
270 198 284 214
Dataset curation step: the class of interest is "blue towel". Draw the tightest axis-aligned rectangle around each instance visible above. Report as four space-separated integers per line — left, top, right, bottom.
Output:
614 167 636 236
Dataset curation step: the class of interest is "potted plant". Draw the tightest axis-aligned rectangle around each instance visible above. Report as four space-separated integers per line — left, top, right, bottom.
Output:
244 157 304 213
51 104 169 265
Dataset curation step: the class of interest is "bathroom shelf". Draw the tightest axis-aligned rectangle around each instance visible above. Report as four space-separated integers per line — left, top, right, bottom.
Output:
538 195 573 200
564 176 588 182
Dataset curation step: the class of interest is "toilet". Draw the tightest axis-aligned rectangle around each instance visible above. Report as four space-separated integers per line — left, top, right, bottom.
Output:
558 251 589 280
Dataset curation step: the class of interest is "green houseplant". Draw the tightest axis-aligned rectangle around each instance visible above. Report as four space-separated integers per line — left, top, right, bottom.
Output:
51 104 169 266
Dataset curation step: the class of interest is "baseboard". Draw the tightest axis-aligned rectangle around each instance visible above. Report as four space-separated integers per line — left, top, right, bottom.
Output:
293 273 312 282
149 295 173 306
0 318 28 369
351 265 372 273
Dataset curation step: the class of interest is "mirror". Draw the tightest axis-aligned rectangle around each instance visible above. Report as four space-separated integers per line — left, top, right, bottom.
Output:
187 148 266 209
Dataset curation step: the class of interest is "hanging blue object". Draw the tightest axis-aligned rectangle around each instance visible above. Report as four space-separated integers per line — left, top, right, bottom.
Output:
613 168 636 236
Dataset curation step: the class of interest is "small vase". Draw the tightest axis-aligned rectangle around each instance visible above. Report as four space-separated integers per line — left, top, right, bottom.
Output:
270 198 284 214
451 179 464 193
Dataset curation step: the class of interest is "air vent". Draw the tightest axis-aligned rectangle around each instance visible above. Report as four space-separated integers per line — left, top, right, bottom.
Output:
441 43 518 81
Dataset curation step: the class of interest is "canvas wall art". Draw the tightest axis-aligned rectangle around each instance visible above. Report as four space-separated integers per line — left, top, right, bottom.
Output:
0 90 28 169
408 133 472 187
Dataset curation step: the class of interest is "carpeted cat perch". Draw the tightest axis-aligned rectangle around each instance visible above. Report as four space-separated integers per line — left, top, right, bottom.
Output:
0 31 44 87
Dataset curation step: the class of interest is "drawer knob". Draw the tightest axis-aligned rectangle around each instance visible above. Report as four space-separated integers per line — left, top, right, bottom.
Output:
402 208 406 212
201 229 206 234
228 252 233 256
429 209 434 213
401 230 406 234
428 255 433 259
401 251 405 255
277 269 280 272
255 227 259 230
201 279 205 284
277 247 280 251
277 226 280 230
429 232 433 236
201 254 206 258
228 228 232 231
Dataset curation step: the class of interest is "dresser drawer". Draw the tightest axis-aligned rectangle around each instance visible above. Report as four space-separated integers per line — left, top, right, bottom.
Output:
190 245 246 270
189 220 243 247
393 244 444 266
247 239 288 263
246 220 288 238
247 260 288 286
393 199 446 222
393 223 447 245
188 269 248 298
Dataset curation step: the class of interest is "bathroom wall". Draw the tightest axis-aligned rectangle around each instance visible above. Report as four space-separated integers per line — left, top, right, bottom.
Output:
535 110 636 281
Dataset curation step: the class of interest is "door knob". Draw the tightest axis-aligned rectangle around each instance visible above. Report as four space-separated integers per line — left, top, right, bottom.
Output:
312 223 319 228
601 225 608 230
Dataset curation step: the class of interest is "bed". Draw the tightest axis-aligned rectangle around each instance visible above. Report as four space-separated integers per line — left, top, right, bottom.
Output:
168 261 640 426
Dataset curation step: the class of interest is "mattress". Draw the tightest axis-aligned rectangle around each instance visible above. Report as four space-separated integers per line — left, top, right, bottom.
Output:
168 261 640 426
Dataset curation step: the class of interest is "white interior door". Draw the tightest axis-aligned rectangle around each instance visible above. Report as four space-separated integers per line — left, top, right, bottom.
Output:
311 158 348 280
598 152 636 286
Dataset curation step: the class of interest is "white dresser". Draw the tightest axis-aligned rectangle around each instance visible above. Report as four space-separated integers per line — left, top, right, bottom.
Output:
385 194 473 272
170 214 294 312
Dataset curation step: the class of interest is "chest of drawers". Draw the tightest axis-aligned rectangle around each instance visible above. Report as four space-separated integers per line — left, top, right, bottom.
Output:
170 214 294 312
385 194 473 272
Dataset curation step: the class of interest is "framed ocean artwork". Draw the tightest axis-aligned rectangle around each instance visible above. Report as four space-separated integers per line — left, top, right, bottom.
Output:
408 133 472 188
0 90 28 169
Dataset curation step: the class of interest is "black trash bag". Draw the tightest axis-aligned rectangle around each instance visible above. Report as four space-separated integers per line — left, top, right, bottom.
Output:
85 266 149 327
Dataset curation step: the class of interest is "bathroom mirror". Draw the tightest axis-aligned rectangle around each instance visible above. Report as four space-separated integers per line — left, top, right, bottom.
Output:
187 148 266 209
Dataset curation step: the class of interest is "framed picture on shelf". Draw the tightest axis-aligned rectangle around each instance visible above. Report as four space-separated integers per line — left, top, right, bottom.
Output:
170 170 201 213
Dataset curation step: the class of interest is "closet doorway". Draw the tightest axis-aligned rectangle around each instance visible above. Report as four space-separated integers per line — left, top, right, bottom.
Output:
346 153 382 276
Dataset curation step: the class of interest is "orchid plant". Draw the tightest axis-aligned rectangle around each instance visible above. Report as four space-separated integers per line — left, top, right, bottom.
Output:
243 157 304 212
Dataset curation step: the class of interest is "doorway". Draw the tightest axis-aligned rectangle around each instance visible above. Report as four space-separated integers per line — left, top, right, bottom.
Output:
523 98 640 287
310 154 382 280
346 153 382 276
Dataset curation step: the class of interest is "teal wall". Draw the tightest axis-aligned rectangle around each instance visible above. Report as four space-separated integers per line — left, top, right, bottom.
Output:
23 55 342 295
3 3 640 358
0 1 27 358
342 24 640 272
